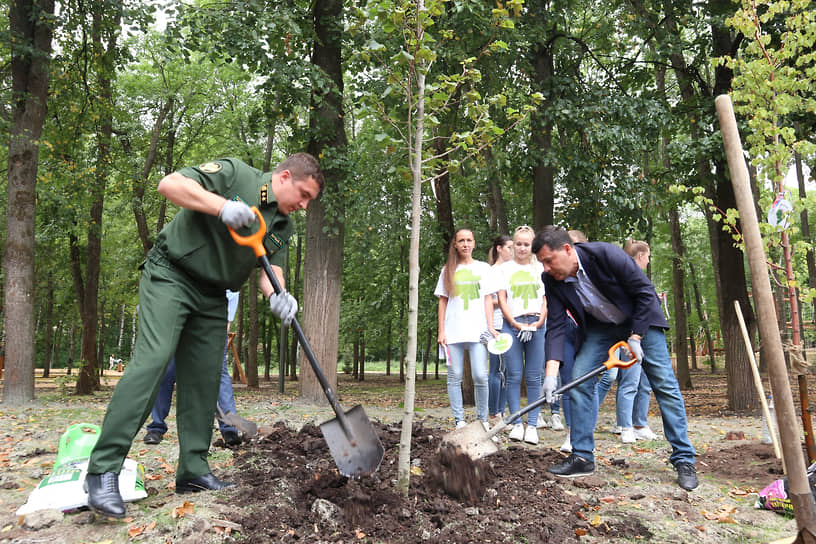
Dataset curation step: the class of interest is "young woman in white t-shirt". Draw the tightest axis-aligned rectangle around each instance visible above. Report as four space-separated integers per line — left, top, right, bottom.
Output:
434 228 496 429
487 234 513 422
497 225 547 444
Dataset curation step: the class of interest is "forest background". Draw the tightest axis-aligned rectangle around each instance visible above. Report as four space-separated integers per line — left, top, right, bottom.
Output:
3 0 816 414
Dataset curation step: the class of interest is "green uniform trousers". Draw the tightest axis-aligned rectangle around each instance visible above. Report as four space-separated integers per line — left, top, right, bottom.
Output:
88 249 227 480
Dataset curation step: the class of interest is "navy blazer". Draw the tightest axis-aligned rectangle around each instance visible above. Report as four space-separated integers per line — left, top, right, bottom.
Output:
543 242 669 363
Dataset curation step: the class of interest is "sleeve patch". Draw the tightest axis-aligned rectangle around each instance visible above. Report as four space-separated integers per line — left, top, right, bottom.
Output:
199 162 223 173
266 232 285 249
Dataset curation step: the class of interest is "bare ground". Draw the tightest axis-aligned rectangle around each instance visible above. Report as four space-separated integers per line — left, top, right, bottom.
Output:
0 368 810 543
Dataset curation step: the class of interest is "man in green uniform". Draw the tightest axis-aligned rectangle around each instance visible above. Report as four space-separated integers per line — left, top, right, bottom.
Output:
84 153 324 518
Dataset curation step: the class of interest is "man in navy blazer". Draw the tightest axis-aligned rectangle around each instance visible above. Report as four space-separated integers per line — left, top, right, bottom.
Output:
532 227 697 491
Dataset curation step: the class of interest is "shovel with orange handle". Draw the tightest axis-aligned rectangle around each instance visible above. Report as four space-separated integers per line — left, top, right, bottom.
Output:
229 207 384 478
443 341 638 460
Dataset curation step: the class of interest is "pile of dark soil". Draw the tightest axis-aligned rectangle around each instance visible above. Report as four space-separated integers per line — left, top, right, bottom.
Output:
226 421 653 543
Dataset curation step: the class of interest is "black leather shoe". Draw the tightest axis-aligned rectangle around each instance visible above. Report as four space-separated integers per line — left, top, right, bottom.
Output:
84 472 126 518
175 473 235 494
547 454 595 477
675 461 699 490
222 430 242 447
143 430 163 445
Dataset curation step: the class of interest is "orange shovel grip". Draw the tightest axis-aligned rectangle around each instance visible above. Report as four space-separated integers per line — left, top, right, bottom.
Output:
603 340 638 370
228 207 266 258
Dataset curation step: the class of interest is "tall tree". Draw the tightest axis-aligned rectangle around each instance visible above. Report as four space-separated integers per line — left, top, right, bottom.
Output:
299 0 348 403
73 0 122 394
4 0 55 404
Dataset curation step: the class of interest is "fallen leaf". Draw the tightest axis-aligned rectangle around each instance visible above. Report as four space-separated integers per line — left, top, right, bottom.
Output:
590 515 602 527
600 496 616 503
574 528 587 537
128 524 145 537
355 529 366 538
172 501 194 519
410 466 422 475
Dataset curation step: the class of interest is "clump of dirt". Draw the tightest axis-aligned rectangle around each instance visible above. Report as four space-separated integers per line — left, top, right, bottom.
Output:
227 421 603 543
426 444 491 503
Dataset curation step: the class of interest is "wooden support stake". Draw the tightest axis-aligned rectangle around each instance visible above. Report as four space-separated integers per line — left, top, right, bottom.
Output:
228 331 247 385
716 94 816 533
734 300 783 462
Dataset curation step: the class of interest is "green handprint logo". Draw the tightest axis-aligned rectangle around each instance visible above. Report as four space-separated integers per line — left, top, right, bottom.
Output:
453 268 482 310
509 269 540 309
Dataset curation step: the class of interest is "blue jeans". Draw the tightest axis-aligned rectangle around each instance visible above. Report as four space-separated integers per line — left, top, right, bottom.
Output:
558 320 577 428
502 315 546 426
446 342 489 422
632 371 653 427
147 339 237 436
488 351 508 416
594 362 642 428
569 323 695 466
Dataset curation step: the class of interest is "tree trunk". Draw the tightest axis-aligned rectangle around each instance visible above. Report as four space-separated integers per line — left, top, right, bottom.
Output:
67 324 75 375
41 276 54 378
246 269 259 388
132 98 172 254
530 39 555 229
289 236 302 380
74 4 120 395
386 320 392 377
3 0 54 405
669 210 691 388
359 329 366 382
300 0 346 404
688 262 716 372
794 149 816 325
484 148 508 234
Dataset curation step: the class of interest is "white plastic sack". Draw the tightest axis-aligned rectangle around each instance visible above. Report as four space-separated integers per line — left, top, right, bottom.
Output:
16 458 147 516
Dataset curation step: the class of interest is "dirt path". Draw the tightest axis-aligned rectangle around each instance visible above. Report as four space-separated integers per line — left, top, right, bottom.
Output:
0 370 808 543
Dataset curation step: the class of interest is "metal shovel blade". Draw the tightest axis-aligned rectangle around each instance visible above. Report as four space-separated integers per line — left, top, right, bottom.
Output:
441 421 500 460
216 405 258 437
319 405 385 478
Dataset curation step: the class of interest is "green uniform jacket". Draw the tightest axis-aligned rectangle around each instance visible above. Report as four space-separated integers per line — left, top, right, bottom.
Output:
155 158 293 291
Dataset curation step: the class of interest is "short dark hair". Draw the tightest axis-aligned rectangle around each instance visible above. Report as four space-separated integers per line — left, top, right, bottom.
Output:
532 226 573 254
275 152 326 191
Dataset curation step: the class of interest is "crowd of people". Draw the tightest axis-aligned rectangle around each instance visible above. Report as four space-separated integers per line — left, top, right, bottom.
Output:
80 148 696 520
436 226 698 492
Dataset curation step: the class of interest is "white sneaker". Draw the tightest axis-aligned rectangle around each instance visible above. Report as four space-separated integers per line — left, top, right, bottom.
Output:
523 425 539 445
612 426 623 434
536 418 549 429
481 420 490 432
620 427 636 443
509 423 525 441
550 413 565 431
560 433 572 453
456 420 467 430
633 426 660 440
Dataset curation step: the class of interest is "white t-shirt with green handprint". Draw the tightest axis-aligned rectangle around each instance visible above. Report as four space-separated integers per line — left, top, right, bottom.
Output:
434 260 497 344
498 259 545 318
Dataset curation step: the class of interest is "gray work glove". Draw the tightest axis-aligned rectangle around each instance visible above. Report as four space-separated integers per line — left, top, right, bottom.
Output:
542 374 558 403
219 200 256 229
479 330 493 345
627 336 644 364
517 325 535 343
269 291 298 325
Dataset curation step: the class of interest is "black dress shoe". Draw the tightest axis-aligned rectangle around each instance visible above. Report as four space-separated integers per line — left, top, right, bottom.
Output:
547 453 595 477
175 473 236 494
143 430 163 445
222 430 242 447
84 472 126 518
675 461 699 490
